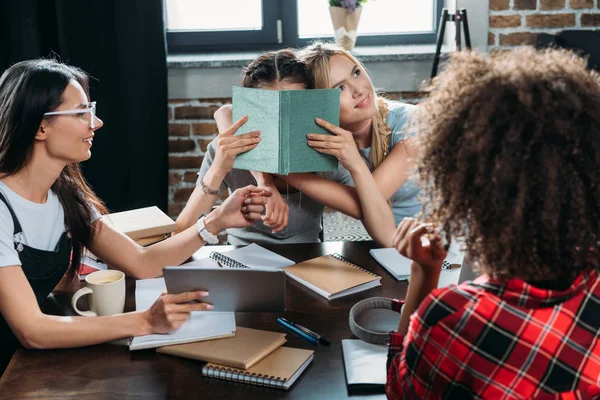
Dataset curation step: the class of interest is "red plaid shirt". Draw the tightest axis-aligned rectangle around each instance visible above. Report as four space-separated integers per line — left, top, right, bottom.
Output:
386 269 600 399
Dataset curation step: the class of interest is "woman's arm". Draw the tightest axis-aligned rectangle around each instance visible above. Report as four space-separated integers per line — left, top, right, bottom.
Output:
175 109 260 234
90 186 270 279
0 266 211 349
391 218 446 334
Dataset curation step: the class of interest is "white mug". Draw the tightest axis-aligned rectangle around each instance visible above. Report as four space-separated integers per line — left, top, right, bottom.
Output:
71 270 126 317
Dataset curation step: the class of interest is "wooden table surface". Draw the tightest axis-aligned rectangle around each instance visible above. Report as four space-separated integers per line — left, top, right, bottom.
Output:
0 241 407 400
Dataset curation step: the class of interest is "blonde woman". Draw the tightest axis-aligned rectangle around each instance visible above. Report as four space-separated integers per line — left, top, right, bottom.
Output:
279 42 421 246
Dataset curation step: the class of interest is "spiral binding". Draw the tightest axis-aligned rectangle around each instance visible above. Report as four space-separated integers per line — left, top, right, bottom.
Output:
331 253 380 278
209 251 249 269
204 365 285 388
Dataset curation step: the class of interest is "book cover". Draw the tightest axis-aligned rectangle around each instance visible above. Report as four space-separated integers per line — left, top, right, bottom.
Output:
103 206 176 240
231 87 340 174
202 347 314 390
157 327 286 369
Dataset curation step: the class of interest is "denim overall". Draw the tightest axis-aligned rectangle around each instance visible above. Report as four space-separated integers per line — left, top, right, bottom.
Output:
0 192 71 375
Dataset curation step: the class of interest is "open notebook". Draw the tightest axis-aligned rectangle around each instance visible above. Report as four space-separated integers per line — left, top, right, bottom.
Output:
157 327 286 369
370 242 465 285
185 243 295 270
202 347 314 390
130 278 236 350
283 254 381 300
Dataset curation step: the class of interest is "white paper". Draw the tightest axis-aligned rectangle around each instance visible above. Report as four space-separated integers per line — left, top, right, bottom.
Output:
214 243 295 269
342 339 387 387
130 278 236 350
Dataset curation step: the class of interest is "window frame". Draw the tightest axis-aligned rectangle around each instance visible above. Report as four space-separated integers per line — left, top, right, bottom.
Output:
165 0 443 54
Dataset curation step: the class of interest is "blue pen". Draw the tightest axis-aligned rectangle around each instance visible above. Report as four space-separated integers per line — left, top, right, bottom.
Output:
277 317 318 345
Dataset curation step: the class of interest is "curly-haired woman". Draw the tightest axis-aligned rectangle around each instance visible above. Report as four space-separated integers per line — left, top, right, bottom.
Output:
387 48 600 399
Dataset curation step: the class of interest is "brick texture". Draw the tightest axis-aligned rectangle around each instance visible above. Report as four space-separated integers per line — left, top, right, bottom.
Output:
490 15 522 28
514 0 537 10
192 123 218 136
570 0 594 8
526 13 576 28
581 13 600 26
540 0 565 10
490 0 510 10
174 106 220 120
168 123 190 137
489 0 599 51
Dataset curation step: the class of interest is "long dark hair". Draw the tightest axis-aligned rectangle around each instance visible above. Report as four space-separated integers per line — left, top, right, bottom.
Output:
0 59 107 279
242 49 314 89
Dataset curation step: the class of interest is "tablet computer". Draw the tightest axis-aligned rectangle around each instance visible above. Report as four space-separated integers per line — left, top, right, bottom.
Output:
163 267 285 312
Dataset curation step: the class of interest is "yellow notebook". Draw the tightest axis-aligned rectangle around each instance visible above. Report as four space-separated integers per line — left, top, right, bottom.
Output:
102 206 176 240
156 327 287 369
202 347 314 390
283 253 381 300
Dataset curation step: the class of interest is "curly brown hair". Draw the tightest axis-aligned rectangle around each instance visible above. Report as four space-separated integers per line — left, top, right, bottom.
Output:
417 47 600 285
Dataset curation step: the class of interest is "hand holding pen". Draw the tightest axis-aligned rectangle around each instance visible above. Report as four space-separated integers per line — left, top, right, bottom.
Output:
277 318 330 346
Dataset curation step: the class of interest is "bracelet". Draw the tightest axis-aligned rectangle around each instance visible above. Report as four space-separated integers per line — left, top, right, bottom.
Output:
200 178 220 196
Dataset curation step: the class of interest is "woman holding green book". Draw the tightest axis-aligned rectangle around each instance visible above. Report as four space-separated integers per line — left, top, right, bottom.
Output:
176 49 355 245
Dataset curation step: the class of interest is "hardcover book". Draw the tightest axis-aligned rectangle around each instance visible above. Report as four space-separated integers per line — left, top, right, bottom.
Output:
232 86 340 174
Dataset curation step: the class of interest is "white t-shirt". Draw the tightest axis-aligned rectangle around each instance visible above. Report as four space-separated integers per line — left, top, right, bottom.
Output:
0 181 100 268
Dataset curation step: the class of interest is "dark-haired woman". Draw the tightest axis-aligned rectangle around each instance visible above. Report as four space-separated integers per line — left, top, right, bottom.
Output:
0 59 270 374
386 48 600 398
175 49 355 245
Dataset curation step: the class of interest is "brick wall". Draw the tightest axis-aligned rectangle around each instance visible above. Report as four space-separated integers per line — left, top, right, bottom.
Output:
166 91 424 218
489 0 600 49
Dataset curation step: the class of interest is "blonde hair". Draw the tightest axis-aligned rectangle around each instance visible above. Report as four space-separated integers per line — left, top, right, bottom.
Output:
297 42 391 170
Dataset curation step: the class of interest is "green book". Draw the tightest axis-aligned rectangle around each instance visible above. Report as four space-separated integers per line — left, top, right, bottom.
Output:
232 87 340 174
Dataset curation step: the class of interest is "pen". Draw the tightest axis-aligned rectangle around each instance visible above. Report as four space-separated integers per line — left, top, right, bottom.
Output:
277 318 330 346
277 318 318 344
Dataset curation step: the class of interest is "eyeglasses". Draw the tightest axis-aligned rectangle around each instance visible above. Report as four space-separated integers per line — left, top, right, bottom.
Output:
44 102 97 128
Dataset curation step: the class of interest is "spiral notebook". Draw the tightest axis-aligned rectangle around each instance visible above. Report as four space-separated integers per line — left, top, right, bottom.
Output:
283 254 381 300
208 243 295 270
202 347 314 390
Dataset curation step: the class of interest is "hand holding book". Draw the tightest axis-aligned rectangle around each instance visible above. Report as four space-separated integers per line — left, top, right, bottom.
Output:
307 117 365 173
212 112 262 175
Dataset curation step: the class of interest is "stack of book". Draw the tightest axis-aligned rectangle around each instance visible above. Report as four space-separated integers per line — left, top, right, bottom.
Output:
157 326 314 390
79 206 176 277
102 206 176 247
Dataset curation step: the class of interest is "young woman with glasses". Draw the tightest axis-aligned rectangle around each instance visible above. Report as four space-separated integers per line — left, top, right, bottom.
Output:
0 59 270 374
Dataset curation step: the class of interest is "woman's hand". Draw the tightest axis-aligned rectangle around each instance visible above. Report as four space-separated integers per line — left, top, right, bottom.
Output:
307 118 364 172
252 172 289 233
212 115 261 174
143 291 212 334
392 217 447 273
204 185 271 234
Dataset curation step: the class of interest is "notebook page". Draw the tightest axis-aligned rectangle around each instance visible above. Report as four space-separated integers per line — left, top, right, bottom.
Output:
131 278 236 350
342 339 387 387
219 243 295 269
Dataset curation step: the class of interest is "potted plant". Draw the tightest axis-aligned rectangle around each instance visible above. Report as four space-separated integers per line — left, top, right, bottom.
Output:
329 0 368 50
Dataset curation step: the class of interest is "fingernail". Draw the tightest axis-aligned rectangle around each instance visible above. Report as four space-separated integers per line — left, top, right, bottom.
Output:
307 134 313 138
242 206 247 212
201 291 209 297
315 118 322 122
206 304 214 310
244 198 251 204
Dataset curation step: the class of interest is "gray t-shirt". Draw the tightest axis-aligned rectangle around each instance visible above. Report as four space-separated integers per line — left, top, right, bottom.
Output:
198 139 354 246
0 181 100 268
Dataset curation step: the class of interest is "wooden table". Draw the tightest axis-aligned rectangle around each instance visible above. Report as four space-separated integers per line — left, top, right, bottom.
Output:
0 241 407 400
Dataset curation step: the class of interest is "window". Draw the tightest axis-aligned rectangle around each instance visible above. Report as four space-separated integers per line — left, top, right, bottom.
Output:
165 0 443 53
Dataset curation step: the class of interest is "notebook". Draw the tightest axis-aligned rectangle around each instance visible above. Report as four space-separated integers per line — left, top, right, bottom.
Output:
207 243 295 269
232 86 340 174
283 254 381 300
157 327 286 369
342 339 387 390
202 347 314 390
130 278 236 350
370 243 465 282
102 206 176 240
